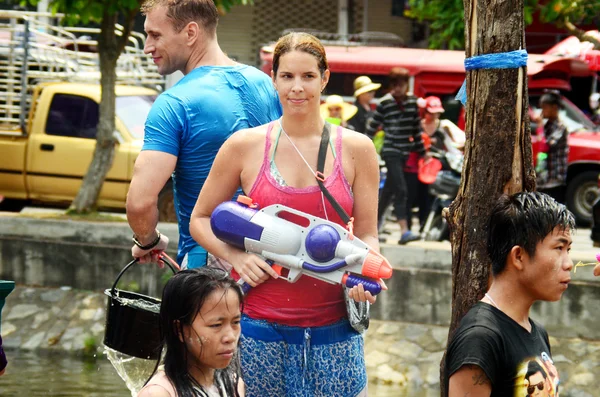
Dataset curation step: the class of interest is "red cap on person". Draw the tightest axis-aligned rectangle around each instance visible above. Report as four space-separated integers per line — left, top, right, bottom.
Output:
424 96 445 113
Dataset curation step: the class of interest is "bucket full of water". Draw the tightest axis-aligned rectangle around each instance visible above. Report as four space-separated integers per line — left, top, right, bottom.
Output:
103 258 177 360
0 280 15 331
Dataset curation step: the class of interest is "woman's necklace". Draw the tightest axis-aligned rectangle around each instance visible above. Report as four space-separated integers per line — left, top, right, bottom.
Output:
484 293 500 310
278 119 330 220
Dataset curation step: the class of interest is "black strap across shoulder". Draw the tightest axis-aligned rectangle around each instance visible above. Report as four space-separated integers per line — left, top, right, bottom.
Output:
316 123 352 225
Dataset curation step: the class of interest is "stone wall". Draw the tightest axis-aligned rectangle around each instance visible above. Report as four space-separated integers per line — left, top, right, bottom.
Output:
2 215 600 339
2 286 599 397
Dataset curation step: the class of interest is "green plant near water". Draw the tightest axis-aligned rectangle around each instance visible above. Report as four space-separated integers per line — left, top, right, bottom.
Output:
161 271 174 287
117 280 141 293
83 334 98 357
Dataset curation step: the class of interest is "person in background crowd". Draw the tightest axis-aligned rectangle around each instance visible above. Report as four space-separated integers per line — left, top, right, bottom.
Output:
320 94 357 127
366 67 428 244
190 32 380 397
446 192 573 396
347 76 381 134
137 267 244 397
418 96 465 155
126 0 281 269
535 90 569 204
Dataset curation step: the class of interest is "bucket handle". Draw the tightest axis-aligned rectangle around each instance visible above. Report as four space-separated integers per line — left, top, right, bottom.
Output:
110 255 179 296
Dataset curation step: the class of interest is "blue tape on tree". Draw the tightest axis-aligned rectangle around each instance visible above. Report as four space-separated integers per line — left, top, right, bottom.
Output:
456 49 528 106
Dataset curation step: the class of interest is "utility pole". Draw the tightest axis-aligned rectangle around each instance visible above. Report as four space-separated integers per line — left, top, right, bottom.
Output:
36 0 49 27
439 0 536 393
338 0 349 40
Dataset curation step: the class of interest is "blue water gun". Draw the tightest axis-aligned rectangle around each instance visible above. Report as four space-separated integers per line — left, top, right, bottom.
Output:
210 196 393 295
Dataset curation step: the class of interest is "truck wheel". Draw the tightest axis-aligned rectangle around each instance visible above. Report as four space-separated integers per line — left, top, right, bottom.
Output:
158 183 177 223
566 171 599 226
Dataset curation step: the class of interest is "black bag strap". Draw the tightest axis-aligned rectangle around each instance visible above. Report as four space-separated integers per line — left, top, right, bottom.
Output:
316 123 352 226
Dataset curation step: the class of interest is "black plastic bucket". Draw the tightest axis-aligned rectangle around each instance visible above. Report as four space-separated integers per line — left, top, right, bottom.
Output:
0 280 15 331
103 259 176 360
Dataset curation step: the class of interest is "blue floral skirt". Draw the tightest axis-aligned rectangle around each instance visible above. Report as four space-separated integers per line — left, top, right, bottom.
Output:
240 315 367 397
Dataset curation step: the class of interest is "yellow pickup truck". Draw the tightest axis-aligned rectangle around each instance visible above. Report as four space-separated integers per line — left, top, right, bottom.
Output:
0 82 177 219
0 10 174 220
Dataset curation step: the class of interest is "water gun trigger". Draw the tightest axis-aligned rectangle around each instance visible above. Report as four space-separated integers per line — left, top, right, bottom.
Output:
271 264 283 276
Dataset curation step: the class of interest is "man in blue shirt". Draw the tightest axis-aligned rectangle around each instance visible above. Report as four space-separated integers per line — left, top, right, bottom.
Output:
126 0 281 268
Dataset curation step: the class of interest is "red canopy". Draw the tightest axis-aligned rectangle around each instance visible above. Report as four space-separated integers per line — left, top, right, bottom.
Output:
545 31 600 71
260 45 591 96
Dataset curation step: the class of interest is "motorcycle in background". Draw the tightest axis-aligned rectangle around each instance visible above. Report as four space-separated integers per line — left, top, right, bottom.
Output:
420 150 463 241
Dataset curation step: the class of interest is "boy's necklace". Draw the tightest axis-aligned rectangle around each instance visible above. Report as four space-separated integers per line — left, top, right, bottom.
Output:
485 292 531 331
484 293 500 310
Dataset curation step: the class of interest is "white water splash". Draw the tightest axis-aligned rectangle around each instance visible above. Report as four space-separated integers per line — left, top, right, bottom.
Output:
111 291 161 314
104 346 159 396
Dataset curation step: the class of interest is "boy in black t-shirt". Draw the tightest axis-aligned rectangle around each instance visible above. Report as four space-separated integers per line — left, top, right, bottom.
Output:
445 192 574 397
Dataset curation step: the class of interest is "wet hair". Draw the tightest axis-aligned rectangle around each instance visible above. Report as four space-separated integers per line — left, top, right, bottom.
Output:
150 267 244 397
272 32 328 77
487 191 575 276
539 90 562 108
388 67 410 86
141 0 219 35
525 360 547 380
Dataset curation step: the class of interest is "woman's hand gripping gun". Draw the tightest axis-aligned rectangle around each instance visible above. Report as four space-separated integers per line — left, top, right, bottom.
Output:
210 197 393 295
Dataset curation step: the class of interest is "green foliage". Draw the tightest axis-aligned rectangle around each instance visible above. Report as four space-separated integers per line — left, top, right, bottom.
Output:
406 0 466 49
117 280 141 293
22 0 143 25
82 334 98 357
217 0 253 13
407 0 599 50
539 0 600 29
161 270 174 287
22 0 253 25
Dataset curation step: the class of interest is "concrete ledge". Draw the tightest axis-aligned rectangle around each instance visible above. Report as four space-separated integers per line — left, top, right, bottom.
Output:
2 215 600 339
0 216 180 297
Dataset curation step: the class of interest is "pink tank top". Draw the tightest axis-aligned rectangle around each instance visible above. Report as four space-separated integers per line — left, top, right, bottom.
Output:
241 121 354 327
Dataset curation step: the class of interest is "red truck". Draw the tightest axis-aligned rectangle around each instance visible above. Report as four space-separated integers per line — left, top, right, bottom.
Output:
260 44 600 224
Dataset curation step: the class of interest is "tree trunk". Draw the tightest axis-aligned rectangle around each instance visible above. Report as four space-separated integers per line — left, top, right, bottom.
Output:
439 0 537 393
68 12 122 214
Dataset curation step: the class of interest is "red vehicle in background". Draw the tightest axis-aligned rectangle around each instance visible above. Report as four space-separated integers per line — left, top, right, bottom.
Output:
545 30 600 73
261 44 599 224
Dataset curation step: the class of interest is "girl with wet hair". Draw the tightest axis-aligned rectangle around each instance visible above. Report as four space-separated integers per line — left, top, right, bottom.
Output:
138 267 244 397
190 31 380 396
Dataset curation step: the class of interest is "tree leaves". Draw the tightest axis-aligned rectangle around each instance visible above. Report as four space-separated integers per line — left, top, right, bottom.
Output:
407 0 600 50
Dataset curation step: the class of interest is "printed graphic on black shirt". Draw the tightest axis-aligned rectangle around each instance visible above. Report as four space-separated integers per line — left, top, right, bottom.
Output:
514 352 559 397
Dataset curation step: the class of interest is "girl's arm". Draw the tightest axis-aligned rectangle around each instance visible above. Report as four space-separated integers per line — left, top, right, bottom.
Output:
189 129 279 286
343 130 382 303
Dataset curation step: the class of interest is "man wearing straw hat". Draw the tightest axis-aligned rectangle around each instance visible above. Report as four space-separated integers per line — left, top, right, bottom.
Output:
348 75 381 134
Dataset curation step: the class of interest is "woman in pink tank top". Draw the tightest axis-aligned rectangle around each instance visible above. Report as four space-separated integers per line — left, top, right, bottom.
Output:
190 32 381 397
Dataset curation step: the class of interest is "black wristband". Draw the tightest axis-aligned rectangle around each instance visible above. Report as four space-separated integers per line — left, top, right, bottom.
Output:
133 230 161 250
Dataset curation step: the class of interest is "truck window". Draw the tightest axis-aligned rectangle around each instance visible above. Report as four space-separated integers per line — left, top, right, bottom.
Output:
45 94 99 139
115 95 156 139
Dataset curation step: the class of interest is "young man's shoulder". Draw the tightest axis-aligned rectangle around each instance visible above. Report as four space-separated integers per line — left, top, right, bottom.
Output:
453 302 505 337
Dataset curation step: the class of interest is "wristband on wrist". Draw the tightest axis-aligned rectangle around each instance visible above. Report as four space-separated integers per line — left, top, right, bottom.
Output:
133 230 161 250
